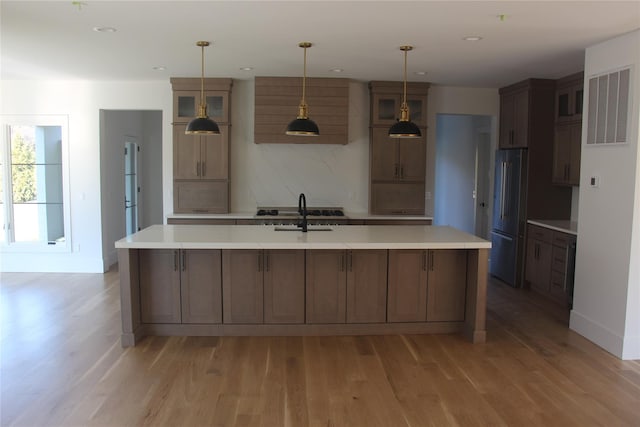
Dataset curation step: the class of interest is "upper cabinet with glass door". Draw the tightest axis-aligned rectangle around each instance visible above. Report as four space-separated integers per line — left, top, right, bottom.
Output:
170 78 232 124
369 81 429 128
555 72 584 123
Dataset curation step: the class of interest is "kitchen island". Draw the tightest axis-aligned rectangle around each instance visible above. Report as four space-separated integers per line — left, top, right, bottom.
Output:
116 225 490 347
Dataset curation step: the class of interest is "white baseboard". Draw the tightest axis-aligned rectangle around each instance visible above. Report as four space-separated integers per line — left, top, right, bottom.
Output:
570 309 624 358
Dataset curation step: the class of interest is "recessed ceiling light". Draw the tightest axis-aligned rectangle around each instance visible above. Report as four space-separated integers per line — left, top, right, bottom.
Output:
152 66 166 71
240 67 253 71
330 68 344 73
93 26 117 33
463 36 483 42
414 71 427 76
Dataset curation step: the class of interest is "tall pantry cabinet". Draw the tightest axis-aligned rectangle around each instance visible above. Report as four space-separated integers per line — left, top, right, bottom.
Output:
171 78 232 213
369 81 430 215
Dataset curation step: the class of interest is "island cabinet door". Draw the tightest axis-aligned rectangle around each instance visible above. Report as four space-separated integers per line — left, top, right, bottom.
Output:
180 250 222 324
306 250 347 324
426 250 467 322
387 250 428 322
139 249 181 324
222 250 264 324
346 250 388 323
263 250 305 324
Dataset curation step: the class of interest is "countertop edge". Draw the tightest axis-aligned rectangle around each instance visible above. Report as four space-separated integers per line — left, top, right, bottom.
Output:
527 219 578 236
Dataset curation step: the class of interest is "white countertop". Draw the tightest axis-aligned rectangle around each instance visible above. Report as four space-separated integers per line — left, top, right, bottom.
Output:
116 225 490 250
527 219 578 235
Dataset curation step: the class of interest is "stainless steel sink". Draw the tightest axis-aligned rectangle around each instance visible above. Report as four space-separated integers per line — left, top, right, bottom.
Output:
273 226 333 231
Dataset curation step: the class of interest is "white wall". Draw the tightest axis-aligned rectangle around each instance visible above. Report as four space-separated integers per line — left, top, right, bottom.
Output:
0 81 172 273
570 29 640 359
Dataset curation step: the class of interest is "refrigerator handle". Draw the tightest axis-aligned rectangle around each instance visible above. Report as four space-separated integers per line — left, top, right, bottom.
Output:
500 161 507 220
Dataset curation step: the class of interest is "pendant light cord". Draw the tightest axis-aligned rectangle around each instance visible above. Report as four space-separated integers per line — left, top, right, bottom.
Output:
302 45 307 106
402 48 408 108
200 43 205 108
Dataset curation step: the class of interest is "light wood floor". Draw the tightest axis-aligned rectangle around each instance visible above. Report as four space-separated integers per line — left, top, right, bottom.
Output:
2 268 640 427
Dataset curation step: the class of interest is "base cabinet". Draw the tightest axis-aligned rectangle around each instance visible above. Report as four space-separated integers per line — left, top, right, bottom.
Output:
387 250 428 322
388 249 467 322
306 250 388 324
525 224 576 305
135 248 472 328
222 249 305 324
139 249 222 324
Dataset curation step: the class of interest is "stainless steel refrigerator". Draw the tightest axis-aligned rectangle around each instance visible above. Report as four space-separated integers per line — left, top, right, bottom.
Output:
490 149 528 287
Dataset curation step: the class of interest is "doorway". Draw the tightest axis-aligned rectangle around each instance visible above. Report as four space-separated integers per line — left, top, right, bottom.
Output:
434 114 492 238
124 138 139 235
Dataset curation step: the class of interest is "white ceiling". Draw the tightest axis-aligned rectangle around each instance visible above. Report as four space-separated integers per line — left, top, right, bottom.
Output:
2 1 639 87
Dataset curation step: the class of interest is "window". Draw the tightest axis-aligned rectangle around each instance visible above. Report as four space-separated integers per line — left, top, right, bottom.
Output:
0 116 70 251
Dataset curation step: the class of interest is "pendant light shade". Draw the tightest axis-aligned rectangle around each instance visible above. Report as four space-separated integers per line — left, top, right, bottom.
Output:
286 42 319 136
185 41 220 135
389 45 421 138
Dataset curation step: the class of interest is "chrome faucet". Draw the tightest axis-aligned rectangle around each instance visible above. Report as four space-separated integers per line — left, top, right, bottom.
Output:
297 193 308 232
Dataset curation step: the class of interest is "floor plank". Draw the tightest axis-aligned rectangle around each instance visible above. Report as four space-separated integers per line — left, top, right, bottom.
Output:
2 269 640 426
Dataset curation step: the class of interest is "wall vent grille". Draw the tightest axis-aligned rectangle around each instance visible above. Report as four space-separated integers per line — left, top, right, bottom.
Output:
586 67 631 145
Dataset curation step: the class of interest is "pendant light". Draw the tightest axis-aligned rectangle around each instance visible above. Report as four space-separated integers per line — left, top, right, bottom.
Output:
285 42 319 136
388 45 421 138
185 41 220 135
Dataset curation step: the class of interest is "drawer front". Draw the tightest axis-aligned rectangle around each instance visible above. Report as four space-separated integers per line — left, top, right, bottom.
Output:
550 270 567 300
528 224 553 243
551 245 568 272
553 231 576 248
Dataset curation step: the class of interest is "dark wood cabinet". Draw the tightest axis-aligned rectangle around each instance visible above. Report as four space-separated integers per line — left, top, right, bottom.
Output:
388 250 428 322
550 232 576 304
181 250 223 324
222 249 305 324
553 72 583 187
525 224 576 304
139 249 222 324
306 249 388 324
171 78 232 213
346 250 388 323
222 250 264 324
306 250 347 323
369 81 429 215
498 78 572 223
499 88 530 148
388 249 466 322
263 250 305 324
555 72 584 123
426 250 467 322
553 121 582 186
524 226 552 294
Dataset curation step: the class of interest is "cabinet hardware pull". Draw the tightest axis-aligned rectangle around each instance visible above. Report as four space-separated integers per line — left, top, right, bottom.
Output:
430 251 435 271
182 251 186 271
174 250 179 271
400 165 404 179
395 164 399 178
499 162 507 219
348 252 353 272
511 129 515 145
340 253 345 272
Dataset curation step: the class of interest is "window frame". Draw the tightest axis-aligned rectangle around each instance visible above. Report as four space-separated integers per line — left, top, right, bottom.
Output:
0 115 72 253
